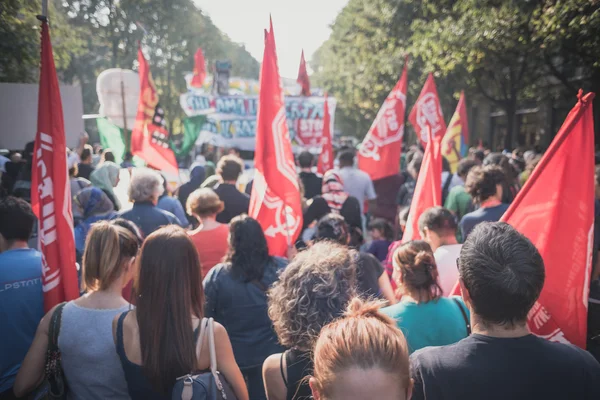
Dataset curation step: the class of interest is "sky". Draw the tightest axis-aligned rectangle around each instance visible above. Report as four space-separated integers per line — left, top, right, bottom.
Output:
194 0 349 79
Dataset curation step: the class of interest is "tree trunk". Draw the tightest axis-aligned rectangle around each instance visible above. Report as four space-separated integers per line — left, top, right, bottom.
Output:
503 101 517 151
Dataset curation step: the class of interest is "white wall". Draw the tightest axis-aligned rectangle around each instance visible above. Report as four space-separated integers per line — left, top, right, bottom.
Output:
0 83 84 151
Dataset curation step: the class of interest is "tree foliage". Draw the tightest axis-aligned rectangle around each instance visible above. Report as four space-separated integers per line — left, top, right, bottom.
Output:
313 0 600 148
0 0 259 137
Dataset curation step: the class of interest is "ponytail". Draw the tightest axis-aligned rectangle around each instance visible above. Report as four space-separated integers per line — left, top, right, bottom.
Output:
393 240 442 301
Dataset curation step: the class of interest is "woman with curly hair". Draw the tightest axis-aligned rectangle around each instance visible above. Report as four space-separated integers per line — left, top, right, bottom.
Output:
459 165 510 240
263 242 358 400
204 215 287 400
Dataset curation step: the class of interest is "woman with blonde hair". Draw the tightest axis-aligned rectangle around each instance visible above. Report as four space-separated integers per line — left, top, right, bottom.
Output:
310 298 412 400
381 240 470 354
14 221 139 399
263 242 358 400
187 188 229 277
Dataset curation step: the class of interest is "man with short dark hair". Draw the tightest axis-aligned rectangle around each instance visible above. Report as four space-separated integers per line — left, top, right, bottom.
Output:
397 153 422 207
297 151 322 199
214 155 249 223
411 222 600 400
419 206 461 296
77 144 95 180
0 197 44 398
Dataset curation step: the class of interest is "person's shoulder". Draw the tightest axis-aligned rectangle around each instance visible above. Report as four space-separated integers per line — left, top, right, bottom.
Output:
155 206 179 222
534 337 600 370
380 302 409 319
410 336 472 368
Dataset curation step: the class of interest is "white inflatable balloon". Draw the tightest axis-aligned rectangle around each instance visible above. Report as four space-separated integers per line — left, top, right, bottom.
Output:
96 69 140 130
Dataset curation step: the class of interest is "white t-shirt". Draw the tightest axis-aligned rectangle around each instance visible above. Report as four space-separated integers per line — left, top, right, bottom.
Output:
434 244 463 296
338 166 377 213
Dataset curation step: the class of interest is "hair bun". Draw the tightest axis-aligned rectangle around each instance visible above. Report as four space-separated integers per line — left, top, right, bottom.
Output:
414 251 436 270
344 297 395 327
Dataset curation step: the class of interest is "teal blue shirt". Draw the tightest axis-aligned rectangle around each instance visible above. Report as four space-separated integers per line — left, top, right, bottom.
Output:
381 296 470 354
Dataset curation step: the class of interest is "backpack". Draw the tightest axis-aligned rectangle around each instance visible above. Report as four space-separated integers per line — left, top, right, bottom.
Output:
172 318 237 400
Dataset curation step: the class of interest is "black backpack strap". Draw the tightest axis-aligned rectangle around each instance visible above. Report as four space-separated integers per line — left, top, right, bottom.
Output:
452 298 471 335
48 302 67 351
442 173 454 204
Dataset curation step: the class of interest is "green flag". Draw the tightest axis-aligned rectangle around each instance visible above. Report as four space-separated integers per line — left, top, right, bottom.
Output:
96 118 127 164
172 115 207 157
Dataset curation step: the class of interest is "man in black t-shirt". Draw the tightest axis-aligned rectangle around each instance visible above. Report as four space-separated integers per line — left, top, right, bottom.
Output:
297 151 322 200
77 144 95 180
411 222 600 400
213 155 249 224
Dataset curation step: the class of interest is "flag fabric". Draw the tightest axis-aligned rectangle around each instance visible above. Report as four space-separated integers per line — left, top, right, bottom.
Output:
402 127 442 242
191 48 207 88
297 49 311 96
250 20 303 257
97 117 127 164
171 115 207 157
499 91 595 348
317 94 333 174
409 73 446 146
130 47 178 174
32 20 79 312
441 91 469 173
358 61 408 181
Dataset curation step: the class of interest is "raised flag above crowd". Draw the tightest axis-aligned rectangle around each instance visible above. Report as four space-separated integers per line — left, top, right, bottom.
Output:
441 91 469 173
31 18 79 311
402 127 442 242
357 59 408 181
190 47 207 88
130 47 178 174
297 49 311 96
249 19 303 257
409 73 446 146
500 91 595 348
317 93 333 174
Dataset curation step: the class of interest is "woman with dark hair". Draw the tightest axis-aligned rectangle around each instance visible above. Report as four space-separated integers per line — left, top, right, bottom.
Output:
460 165 510 240
203 215 286 400
381 240 470 354
112 226 248 399
482 152 520 203
177 164 206 225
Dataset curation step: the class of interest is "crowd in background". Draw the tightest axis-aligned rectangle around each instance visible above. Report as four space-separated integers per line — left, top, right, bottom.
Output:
2 136 600 400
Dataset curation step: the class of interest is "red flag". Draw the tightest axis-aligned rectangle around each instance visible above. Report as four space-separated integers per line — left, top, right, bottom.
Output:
130 47 178 174
297 50 311 96
402 127 442 242
250 19 303 257
317 94 333 174
409 73 446 146
358 61 408 181
32 20 79 312
499 91 595 348
191 48 206 88
441 91 469 173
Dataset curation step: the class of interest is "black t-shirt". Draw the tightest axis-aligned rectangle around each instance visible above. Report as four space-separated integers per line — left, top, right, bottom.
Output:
299 171 322 200
77 163 94 180
357 252 384 298
214 183 250 224
410 333 600 400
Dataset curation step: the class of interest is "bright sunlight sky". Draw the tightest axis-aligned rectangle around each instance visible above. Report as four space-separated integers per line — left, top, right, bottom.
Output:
193 0 349 79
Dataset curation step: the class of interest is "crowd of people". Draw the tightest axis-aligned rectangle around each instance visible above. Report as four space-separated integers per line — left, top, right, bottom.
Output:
2 138 600 400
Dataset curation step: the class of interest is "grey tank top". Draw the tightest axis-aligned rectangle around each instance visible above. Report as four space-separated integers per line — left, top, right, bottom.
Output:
58 301 131 400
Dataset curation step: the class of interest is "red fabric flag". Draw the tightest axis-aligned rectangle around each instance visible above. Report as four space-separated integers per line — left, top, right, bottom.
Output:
317 94 333 174
358 61 408 181
499 91 595 348
191 48 206 88
130 47 178 174
441 91 469 173
297 50 311 96
31 20 79 312
190 48 206 88
250 20 303 257
402 127 442 242
409 73 446 146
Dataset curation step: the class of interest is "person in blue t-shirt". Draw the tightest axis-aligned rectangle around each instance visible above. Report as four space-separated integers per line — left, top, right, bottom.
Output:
459 165 510 240
0 197 43 398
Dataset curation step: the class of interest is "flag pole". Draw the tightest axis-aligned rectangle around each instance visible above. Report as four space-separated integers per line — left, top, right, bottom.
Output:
41 0 48 18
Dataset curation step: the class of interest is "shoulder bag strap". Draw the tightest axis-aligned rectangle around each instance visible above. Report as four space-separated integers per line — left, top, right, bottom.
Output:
452 298 471 335
194 318 209 368
207 318 228 396
48 302 67 351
